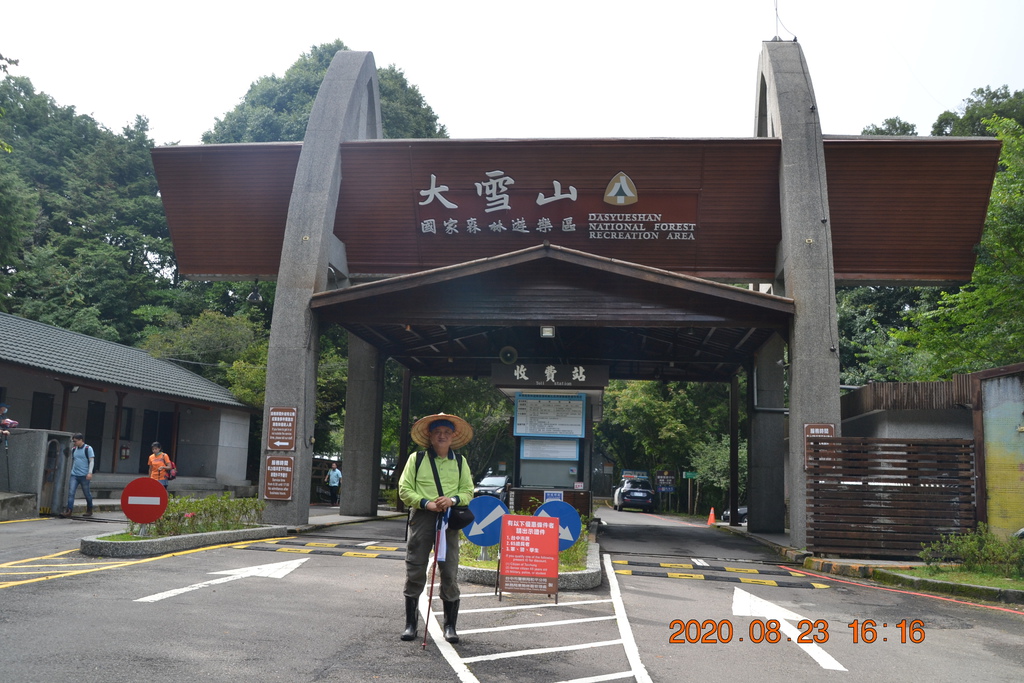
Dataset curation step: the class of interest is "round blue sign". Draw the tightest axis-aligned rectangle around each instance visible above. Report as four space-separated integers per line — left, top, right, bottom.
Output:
464 495 510 547
534 500 582 552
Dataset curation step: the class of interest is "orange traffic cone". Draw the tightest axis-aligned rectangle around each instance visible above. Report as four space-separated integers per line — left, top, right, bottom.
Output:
707 508 716 525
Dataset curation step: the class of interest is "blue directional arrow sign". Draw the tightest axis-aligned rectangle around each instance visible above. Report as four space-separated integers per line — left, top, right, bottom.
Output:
535 500 582 552
465 495 510 547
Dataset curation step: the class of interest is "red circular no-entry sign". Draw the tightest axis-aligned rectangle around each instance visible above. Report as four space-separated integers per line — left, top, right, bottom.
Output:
120 477 169 524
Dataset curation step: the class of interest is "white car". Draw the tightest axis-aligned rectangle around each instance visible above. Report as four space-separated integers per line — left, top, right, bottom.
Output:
612 478 655 512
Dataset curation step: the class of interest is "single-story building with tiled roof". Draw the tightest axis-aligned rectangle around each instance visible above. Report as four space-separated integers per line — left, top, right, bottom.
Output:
0 312 254 488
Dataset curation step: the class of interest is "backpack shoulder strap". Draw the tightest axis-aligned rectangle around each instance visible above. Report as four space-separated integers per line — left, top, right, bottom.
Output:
414 451 426 476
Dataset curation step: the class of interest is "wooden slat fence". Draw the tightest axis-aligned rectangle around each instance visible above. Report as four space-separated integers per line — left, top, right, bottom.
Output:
806 437 975 558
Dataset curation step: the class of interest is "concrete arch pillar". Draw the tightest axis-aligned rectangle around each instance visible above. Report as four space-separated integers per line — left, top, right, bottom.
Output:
754 41 842 547
260 51 382 526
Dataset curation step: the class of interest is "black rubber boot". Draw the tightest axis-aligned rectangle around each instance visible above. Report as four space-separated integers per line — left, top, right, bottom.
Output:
442 599 460 644
400 596 418 641
83 508 93 517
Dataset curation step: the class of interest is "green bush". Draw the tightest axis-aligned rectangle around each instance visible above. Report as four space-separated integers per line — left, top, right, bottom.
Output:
919 524 1024 578
127 493 266 537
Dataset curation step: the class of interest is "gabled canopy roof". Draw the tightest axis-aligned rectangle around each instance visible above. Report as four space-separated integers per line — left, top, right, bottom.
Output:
0 313 247 408
311 244 793 382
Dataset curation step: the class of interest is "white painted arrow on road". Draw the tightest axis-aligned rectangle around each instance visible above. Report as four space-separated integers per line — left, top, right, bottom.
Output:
135 558 309 603
732 587 847 671
737 589 847 671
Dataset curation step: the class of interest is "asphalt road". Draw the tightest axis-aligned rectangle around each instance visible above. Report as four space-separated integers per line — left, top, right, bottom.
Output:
2 508 1022 682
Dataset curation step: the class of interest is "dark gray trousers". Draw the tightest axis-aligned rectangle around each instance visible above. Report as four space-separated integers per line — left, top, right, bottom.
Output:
404 509 461 602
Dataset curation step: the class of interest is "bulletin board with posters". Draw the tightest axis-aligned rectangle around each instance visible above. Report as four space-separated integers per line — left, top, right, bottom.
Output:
498 514 560 601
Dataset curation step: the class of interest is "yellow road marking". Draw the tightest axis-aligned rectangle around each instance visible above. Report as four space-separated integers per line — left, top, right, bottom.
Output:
667 573 706 580
0 537 293 590
725 567 759 574
739 578 779 586
342 552 380 558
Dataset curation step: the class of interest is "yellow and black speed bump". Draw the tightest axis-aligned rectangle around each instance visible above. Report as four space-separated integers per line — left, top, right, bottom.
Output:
611 559 810 578
613 567 829 589
261 539 402 552
236 543 406 560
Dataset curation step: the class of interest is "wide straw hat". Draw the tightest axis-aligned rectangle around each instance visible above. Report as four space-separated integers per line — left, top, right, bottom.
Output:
411 412 474 449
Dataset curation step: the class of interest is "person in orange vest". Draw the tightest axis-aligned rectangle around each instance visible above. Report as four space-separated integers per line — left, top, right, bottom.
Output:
148 442 173 489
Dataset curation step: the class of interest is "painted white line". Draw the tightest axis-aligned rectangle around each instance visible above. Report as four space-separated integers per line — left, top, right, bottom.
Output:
356 540 380 546
460 615 616 635
135 573 250 602
461 638 624 663
458 598 614 614
127 496 161 506
553 672 638 683
419 593 479 683
732 587 847 671
604 553 654 683
691 557 710 566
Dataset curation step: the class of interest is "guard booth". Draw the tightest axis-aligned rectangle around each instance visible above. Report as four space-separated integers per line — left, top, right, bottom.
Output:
491 364 606 520
0 429 75 519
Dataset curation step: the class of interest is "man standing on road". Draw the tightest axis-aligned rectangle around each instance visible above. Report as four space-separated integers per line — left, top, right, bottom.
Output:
398 412 474 644
61 433 94 518
324 462 342 507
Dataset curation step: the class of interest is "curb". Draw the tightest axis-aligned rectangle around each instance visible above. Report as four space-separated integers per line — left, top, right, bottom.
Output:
80 525 289 557
715 524 1024 605
869 569 1024 605
459 536 603 591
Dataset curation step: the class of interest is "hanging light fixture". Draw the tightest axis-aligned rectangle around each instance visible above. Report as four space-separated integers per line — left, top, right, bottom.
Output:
246 279 263 303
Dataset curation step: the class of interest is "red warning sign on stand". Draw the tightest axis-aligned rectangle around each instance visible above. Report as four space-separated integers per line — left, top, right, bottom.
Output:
120 477 169 524
498 514 559 595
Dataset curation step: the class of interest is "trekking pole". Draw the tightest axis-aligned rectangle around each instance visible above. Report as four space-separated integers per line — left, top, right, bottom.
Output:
422 521 442 649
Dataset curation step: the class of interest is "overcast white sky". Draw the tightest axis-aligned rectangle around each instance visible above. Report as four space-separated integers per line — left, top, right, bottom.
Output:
5 1 1023 146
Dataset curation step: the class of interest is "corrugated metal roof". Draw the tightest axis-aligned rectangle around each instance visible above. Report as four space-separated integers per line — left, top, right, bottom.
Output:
0 313 247 408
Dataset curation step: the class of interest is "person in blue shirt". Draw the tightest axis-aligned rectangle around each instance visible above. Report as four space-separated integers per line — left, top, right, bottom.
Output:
61 433 95 518
324 461 342 506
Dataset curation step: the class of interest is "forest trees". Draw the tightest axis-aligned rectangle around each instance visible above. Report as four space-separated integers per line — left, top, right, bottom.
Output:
851 87 1024 380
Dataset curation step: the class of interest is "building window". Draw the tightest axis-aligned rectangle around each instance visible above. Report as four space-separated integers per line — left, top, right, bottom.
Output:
120 407 134 440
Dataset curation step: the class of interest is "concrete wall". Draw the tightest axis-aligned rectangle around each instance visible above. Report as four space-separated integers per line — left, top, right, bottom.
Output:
842 409 973 439
177 408 251 484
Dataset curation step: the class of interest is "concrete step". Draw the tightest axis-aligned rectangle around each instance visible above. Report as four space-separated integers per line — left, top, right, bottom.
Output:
0 492 37 521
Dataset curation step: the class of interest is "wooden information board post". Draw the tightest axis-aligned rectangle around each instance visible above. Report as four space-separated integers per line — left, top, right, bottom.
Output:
498 514 560 603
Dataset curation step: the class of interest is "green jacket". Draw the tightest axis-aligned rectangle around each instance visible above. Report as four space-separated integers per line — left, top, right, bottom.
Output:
398 449 475 510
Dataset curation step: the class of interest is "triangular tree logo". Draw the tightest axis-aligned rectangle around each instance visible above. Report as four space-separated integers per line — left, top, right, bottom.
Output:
604 172 638 206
